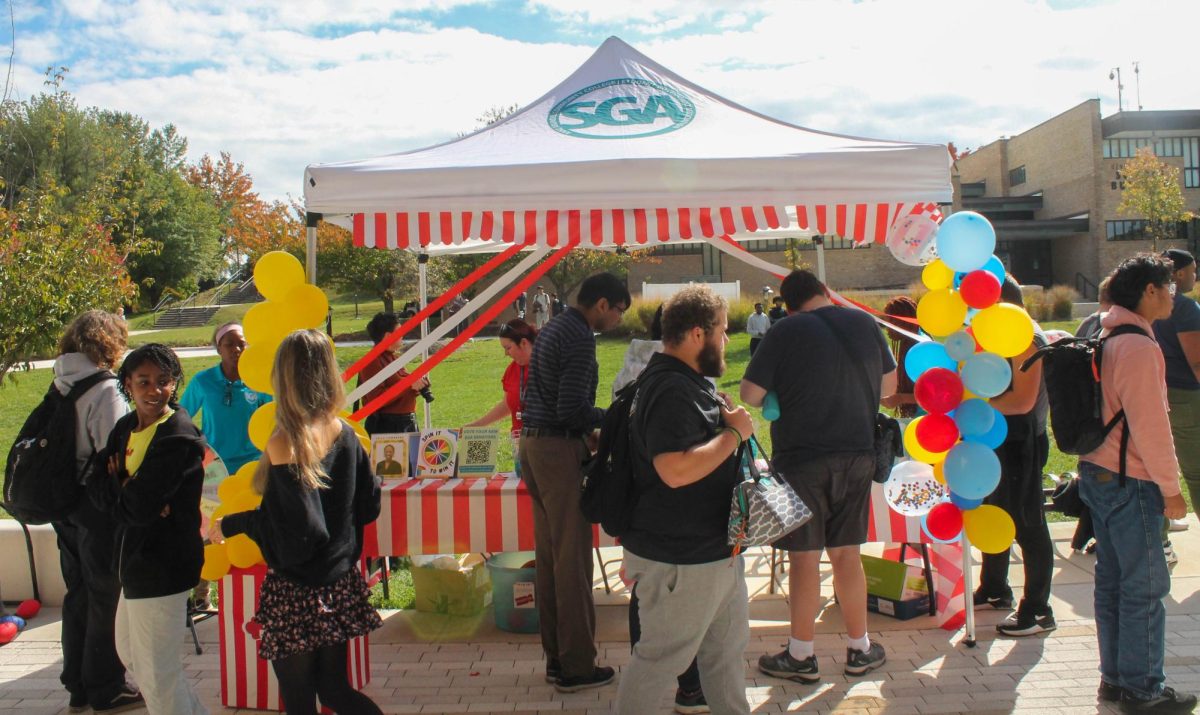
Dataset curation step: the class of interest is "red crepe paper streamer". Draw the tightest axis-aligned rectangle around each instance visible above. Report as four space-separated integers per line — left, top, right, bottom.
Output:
343 240 531 381
351 241 577 422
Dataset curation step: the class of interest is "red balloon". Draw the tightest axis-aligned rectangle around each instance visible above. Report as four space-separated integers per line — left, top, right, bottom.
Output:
14 599 40 620
926 501 964 541
916 413 960 453
0 622 15 645
914 367 964 415
960 270 1001 309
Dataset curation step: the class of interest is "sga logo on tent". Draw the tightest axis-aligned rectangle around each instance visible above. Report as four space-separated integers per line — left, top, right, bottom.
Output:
548 78 696 139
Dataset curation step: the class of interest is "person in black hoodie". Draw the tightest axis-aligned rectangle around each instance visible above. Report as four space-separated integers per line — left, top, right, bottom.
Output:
210 329 383 715
88 344 208 715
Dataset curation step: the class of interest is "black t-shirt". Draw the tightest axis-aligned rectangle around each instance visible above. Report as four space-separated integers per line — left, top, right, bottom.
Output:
620 353 738 565
744 305 895 471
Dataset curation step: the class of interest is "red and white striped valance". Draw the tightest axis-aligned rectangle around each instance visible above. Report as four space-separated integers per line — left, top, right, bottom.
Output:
351 202 942 250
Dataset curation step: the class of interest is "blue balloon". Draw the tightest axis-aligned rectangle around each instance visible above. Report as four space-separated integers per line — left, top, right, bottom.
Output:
905 341 957 382
954 398 995 436
949 491 984 510
936 211 997 273
965 409 1009 449
762 391 781 421
960 352 1012 398
943 441 1001 499
0 615 25 630
922 510 962 543
945 330 976 362
982 255 1006 284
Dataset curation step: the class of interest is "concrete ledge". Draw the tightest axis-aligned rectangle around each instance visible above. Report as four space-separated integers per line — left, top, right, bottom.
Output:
0 521 65 606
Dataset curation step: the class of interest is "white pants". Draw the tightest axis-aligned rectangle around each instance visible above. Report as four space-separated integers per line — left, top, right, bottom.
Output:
115 590 208 715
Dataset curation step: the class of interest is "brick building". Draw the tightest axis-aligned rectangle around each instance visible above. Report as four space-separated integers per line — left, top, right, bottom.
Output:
629 100 1200 299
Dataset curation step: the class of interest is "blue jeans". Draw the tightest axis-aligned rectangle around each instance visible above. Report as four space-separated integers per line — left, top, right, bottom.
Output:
1079 461 1171 699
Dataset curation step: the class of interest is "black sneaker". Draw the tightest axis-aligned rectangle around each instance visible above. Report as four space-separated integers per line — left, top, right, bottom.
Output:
554 665 615 693
845 641 887 676
757 648 819 683
94 686 144 714
68 692 89 713
1120 686 1198 713
996 611 1057 637
674 687 710 714
972 590 1014 610
545 659 560 684
1100 681 1125 702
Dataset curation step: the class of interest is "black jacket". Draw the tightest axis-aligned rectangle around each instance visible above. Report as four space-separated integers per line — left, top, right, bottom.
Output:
88 409 206 599
222 423 381 587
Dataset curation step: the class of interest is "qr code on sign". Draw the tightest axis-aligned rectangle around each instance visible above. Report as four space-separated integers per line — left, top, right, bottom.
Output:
464 440 492 463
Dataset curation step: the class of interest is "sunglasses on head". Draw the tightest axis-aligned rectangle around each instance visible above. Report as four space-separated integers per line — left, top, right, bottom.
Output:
499 324 532 341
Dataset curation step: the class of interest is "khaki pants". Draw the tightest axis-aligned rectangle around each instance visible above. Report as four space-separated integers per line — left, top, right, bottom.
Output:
519 435 597 678
115 590 208 715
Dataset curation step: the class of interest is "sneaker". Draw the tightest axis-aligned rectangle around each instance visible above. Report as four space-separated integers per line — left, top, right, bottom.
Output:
757 648 819 683
972 590 1014 610
94 686 144 714
545 659 560 684
1120 686 1198 713
996 611 1057 637
844 641 887 676
554 665 615 693
1170 518 1190 532
68 692 89 713
1165 542 1180 566
674 687 710 714
1100 681 1125 702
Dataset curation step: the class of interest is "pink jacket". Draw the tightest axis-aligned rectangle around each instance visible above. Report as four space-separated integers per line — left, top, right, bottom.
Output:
1083 305 1182 496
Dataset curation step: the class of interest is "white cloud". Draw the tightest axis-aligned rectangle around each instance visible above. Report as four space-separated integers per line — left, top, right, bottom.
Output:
9 0 1199 200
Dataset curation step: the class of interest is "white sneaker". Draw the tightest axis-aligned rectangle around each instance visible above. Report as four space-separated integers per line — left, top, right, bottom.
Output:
1170 518 1190 532
1165 542 1179 565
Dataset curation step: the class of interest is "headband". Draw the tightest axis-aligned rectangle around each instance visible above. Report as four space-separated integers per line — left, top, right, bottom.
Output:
214 324 243 347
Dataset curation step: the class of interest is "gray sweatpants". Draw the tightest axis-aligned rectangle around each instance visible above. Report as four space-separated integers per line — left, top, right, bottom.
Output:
615 552 750 715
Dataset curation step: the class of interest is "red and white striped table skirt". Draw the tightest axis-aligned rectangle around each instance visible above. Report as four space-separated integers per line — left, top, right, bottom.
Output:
362 476 965 630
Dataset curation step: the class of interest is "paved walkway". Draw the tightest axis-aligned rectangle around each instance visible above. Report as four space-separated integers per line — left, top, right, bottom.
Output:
5 520 1200 714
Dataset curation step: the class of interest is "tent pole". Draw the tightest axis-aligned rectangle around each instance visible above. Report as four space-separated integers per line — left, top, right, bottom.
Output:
418 253 431 430
814 235 826 284
961 534 976 647
305 212 321 284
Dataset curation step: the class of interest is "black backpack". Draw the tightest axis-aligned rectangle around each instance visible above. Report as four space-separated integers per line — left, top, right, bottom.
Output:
1021 324 1147 482
3 372 115 524
579 363 669 538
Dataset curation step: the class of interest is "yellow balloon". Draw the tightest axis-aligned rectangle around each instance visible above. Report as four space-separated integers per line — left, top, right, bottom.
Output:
201 543 231 581
217 470 254 503
963 505 1016 555
917 289 969 337
248 402 277 451
339 411 369 440
922 260 955 291
254 251 305 302
903 416 949 465
235 461 258 481
932 460 946 485
226 534 264 568
239 344 275 395
971 303 1035 358
287 284 330 330
242 302 293 348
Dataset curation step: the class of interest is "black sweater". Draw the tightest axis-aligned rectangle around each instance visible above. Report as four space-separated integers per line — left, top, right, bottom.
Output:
88 409 206 599
222 423 381 587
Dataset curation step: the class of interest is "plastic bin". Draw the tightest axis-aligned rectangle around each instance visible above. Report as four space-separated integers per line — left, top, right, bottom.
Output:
487 552 539 634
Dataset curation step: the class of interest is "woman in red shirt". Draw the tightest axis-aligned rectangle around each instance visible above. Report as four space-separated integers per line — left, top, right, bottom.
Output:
359 312 431 436
466 319 536 433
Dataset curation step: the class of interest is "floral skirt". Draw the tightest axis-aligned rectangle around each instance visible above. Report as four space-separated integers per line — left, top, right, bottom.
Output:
254 567 382 661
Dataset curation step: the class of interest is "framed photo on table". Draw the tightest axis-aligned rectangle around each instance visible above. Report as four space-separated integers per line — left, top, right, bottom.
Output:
371 433 415 480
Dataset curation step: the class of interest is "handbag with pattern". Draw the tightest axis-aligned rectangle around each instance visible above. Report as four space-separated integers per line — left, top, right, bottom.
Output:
727 436 812 554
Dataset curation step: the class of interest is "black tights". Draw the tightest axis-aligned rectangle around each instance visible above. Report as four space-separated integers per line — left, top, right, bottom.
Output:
272 643 382 715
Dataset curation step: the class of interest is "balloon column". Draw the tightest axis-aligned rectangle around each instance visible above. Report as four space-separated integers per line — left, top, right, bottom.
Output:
883 212 1032 554
200 252 335 581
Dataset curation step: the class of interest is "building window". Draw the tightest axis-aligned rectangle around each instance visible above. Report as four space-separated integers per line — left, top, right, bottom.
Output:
1106 219 1190 241
1186 137 1200 189
1009 165 1026 186
648 243 703 256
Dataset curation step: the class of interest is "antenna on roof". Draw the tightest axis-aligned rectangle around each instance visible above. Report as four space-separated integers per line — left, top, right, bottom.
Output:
1108 67 1124 112
1133 61 1143 110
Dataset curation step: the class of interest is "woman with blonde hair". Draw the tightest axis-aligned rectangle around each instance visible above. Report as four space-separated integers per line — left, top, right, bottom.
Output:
210 330 382 715
51 310 143 713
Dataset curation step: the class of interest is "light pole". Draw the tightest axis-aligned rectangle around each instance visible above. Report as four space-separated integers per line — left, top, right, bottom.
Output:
1109 67 1124 112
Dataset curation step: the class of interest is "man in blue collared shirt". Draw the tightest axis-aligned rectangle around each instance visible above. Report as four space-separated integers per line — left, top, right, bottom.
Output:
520 273 630 694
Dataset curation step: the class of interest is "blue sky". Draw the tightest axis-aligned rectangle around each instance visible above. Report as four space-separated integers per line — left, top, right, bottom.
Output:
5 0 1197 200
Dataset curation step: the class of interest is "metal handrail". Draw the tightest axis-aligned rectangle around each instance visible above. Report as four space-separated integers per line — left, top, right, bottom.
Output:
1075 272 1098 301
207 274 240 306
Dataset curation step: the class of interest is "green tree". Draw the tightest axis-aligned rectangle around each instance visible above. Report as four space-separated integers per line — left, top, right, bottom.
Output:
1118 147 1195 251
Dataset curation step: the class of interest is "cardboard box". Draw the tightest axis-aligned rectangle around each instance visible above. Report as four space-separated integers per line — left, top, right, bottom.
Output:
861 554 928 601
867 593 931 621
411 554 493 616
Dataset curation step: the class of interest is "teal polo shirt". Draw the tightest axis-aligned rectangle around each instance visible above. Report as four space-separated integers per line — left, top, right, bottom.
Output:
180 364 272 473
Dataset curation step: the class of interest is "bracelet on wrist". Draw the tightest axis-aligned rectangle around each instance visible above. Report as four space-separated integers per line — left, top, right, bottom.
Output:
723 425 744 447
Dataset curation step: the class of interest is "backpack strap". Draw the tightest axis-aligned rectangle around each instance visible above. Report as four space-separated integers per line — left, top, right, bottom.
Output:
62 371 117 403
1097 324 1150 487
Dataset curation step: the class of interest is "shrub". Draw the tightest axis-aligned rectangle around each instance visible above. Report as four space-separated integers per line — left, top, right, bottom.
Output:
1047 285 1079 320
621 295 755 337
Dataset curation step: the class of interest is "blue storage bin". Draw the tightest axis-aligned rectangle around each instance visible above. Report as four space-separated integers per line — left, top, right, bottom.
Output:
487 552 539 634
